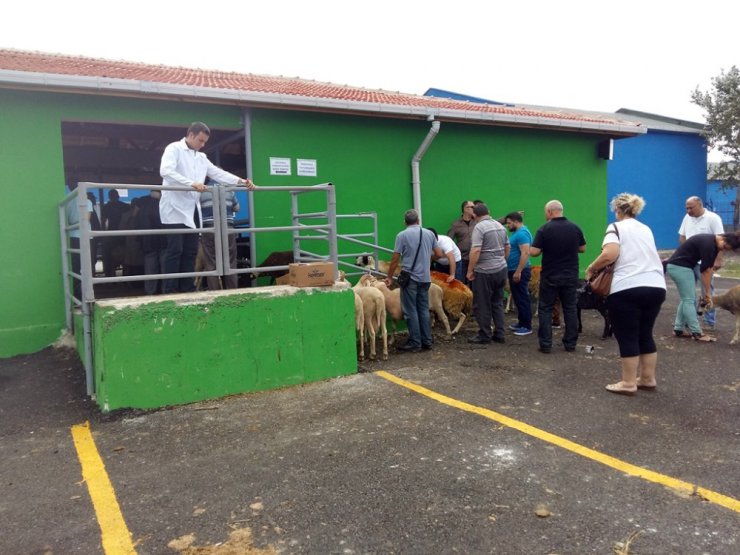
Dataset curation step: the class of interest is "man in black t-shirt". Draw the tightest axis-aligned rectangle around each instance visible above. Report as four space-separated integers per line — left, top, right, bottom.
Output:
530 200 586 353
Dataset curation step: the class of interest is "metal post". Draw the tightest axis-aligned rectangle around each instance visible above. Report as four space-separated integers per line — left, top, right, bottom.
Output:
326 184 338 279
212 186 225 279
291 191 301 263
58 202 72 331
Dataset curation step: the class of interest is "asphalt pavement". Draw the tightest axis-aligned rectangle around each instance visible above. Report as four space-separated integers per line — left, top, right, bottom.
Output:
1 278 738 554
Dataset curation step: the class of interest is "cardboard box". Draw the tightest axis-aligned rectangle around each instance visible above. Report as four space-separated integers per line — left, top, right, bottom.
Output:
288 262 336 287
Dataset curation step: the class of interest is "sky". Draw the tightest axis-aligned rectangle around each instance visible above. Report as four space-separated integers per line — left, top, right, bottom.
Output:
4 1 737 160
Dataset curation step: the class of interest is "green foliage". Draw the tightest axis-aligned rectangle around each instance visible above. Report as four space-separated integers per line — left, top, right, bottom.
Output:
693 67 740 227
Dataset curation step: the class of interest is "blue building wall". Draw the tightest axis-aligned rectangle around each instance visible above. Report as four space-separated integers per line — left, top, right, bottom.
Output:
706 180 736 228
608 132 707 249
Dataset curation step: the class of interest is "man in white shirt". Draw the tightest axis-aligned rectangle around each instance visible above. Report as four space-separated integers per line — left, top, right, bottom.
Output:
428 228 462 282
159 122 256 294
677 196 724 329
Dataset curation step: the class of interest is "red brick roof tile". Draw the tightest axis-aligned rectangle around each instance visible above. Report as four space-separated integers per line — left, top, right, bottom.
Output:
0 48 641 132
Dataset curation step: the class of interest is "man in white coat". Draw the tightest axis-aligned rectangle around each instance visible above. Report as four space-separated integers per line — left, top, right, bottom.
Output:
159 122 255 294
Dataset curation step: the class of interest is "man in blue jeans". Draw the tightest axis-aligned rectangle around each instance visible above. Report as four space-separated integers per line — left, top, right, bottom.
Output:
385 210 443 352
530 200 586 353
505 211 533 336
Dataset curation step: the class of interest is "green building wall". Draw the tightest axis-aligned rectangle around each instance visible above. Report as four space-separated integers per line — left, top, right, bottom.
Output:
0 89 609 359
248 109 608 271
0 89 243 357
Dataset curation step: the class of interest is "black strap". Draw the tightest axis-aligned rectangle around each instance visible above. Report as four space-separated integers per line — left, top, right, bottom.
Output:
408 227 423 272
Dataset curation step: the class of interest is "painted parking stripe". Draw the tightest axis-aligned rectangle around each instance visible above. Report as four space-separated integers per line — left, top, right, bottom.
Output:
71 421 137 554
375 370 740 514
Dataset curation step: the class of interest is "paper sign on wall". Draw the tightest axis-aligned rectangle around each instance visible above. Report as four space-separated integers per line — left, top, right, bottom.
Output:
297 159 317 177
270 157 291 176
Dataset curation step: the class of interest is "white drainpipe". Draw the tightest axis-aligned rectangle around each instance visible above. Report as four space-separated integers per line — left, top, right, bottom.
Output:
411 117 441 222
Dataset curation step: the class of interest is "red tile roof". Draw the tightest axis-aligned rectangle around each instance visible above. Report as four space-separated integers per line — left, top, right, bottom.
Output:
0 48 641 133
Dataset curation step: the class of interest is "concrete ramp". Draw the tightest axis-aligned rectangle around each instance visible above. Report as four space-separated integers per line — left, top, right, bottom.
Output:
91 284 356 412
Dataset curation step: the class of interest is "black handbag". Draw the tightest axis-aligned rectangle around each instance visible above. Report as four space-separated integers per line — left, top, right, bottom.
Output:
397 228 423 289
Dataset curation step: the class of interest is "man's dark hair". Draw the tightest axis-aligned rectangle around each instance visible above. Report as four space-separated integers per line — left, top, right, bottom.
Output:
473 203 489 217
505 211 523 223
721 231 740 250
187 121 211 136
109 189 119 201
427 227 438 239
404 209 420 225
473 199 485 205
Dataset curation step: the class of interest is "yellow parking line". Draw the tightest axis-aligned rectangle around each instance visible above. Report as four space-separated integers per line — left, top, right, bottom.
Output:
71 421 137 554
375 370 740 514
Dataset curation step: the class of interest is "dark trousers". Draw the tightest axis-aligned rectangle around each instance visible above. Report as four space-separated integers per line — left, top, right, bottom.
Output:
508 267 532 329
162 224 198 294
400 280 432 348
538 278 578 350
607 287 666 358
143 250 167 295
472 268 507 340
200 228 238 290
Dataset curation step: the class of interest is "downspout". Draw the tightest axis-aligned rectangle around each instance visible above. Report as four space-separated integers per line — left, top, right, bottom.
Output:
411 117 441 223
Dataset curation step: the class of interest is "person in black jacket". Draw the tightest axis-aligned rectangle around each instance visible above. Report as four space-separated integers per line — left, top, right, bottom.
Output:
136 190 165 295
666 232 740 340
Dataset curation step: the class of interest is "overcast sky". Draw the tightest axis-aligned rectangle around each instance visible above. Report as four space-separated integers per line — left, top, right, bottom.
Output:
4 1 736 158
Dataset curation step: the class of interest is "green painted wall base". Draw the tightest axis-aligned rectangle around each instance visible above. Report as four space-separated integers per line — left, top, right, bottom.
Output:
92 285 357 412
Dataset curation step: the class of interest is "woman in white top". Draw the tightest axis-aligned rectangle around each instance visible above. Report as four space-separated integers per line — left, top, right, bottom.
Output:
585 193 667 396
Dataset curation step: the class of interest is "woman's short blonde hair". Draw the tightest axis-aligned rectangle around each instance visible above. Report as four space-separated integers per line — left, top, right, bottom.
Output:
610 193 645 217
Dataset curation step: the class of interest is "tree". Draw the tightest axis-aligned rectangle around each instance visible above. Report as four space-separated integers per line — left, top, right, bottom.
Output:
692 66 740 229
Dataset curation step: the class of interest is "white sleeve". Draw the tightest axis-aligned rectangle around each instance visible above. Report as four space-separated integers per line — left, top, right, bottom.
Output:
205 158 241 185
678 215 688 236
709 212 724 234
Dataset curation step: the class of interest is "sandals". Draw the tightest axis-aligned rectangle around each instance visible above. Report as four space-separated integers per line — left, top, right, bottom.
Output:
692 333 716 342
605 382 637 396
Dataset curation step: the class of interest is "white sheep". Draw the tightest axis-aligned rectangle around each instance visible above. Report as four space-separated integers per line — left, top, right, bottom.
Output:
353 274 389 360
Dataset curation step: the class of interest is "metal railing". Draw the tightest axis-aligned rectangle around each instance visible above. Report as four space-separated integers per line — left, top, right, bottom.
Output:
59 181 340 397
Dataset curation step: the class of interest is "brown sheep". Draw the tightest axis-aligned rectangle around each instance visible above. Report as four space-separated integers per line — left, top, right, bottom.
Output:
710 285 740 345
430 270 473 335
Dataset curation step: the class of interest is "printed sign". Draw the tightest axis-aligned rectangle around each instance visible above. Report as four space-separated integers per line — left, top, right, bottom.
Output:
270 157 291 176
297 159 317 177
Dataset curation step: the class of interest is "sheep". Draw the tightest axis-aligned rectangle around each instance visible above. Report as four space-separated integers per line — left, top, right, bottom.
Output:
250 250 294 284
711 285 740 345
430 270 473 335
365 274 452 339
355 255 400 277
353 292 366 360
353 274 388 360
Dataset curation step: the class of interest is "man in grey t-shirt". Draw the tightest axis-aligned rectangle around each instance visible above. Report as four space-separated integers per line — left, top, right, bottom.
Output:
466 203 510 344
386 209 443 352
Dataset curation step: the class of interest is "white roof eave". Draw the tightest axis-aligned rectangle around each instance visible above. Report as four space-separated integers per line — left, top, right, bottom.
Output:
0 70 645 136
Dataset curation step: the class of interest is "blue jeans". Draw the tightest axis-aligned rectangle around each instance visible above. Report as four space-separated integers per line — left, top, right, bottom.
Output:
162 224 199 294
667 264 702 334
538 277 578 350
508 267 532 329
400 279 432 348
692 265 716 326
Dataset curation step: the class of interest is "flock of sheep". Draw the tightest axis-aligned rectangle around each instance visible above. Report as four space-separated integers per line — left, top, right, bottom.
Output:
347 258 474 361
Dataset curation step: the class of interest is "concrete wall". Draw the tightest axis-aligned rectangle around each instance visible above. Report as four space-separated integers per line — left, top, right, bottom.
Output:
92 285 357 412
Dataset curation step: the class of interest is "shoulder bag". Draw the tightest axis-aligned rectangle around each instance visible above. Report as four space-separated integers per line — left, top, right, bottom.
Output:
396 228 423 288
589 223 619 298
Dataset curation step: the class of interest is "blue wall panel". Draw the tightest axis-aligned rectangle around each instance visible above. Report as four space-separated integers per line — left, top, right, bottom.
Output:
608 132 706 249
